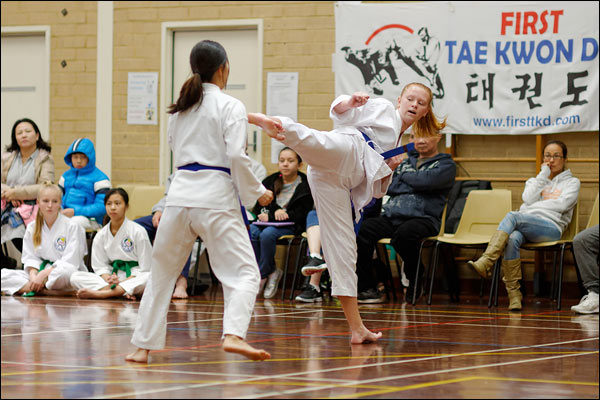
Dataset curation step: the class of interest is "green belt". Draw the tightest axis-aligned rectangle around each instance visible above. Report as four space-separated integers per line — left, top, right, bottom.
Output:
109 260 139 289
22 259 52 297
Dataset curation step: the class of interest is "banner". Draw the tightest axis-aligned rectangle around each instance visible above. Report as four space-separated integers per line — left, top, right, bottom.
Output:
334 1 599 134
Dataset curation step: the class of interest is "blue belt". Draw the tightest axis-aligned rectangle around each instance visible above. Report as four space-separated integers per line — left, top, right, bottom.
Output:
360 132 415 159
178 163 231 174
178 163 250 227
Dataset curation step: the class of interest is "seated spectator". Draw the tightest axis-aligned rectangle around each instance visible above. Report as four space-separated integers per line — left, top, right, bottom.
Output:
468 141 580 311
250 147 313 299
571 224 599 314
355 132 456 303
70 188 151 300
134 174 193 299
58 138 111 231
1 183 86 296
1 118 54 268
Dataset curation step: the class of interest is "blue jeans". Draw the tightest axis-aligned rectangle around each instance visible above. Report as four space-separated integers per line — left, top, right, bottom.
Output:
249 224 295 279
134 214 191 278
306 209 319 229
498 211 562 260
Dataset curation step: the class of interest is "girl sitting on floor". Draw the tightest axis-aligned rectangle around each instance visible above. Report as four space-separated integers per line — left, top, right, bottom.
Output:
1 183 87 296
70 187 152 300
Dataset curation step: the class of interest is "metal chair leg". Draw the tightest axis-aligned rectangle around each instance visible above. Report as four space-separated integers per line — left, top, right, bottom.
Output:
557 244 566 310
289 238 307 301
280 238 294 301
412 240 427 304
426 242 440 305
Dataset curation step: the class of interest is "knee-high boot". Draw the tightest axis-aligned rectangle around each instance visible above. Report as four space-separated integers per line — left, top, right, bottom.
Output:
468 230 509 278
502 258 523 311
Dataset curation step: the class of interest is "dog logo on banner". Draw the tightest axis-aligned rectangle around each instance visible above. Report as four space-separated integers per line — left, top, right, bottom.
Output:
341 24 445 98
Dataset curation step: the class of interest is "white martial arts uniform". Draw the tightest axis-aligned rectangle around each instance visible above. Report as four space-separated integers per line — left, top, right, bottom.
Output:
1 213 87 295
131 83 266 350
70 218 152 297
277 95 402 297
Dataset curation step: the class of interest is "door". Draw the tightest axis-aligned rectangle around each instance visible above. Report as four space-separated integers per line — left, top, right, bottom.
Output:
170 28 261 173
1 33 48 148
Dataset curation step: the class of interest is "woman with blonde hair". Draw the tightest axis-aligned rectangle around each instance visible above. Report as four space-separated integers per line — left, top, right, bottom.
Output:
1 183 87 296
250 82 444 344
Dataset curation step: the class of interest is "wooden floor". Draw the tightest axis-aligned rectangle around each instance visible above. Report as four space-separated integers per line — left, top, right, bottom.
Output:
1 287 598 399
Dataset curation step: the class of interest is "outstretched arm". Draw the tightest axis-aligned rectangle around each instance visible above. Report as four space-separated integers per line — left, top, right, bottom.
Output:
248 113 285 141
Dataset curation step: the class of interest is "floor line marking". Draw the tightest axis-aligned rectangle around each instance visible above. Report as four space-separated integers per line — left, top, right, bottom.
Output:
242 351 599 399
0 310 316 337
73 338 598 399
4 350 595 377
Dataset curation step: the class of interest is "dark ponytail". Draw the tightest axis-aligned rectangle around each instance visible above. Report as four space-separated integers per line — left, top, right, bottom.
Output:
168 40 228 114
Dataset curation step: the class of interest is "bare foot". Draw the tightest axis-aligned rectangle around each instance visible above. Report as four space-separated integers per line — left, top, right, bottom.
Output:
125 348 149 363
76 288 103 299
350 327 383 344
172 276 188 299
222 335 271 361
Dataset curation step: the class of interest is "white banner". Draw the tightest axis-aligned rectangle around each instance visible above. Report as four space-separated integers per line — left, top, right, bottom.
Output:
334 1 599 134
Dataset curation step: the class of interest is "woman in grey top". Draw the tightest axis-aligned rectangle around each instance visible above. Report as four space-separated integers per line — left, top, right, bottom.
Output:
1 118 54 267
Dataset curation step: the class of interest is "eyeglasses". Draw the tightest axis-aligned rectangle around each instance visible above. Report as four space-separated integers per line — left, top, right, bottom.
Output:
543 154 564 160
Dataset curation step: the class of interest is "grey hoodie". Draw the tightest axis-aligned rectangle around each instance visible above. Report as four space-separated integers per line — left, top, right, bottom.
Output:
519 165 580 232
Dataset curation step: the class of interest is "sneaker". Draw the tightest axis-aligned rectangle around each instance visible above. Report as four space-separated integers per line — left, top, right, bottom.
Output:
319 269 331 293
571 292 599 314
301 256 327 276
357 287 386 304
263 269 283 299
295 284 323 303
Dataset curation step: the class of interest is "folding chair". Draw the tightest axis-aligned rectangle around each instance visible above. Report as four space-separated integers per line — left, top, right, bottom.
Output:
429 189 513 306
411 204 447 305
490 200 581 310
276 234 306 301
289 231 309 300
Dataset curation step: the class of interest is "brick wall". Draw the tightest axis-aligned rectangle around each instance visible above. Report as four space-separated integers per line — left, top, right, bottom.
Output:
1 1 97 179
1 0 597 230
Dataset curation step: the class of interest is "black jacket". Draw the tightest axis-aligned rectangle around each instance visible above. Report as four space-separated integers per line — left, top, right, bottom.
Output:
382 151 456 232
252 171 313 235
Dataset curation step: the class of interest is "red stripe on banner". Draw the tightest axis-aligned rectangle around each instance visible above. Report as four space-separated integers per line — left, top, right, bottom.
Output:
365 24 414 45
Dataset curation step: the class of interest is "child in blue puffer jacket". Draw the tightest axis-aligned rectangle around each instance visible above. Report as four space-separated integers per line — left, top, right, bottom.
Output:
58 138 111 231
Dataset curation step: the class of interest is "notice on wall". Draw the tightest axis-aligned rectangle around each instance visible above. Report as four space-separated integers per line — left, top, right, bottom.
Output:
266 72 298 163
127 72 158 125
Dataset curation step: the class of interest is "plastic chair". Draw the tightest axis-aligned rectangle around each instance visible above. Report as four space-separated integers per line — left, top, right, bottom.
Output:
375 205 447 303
124 185 165 220
429 189 513 305
411 204 447 305
490 200 581 310
586 193 599 229
276 234 306 301
289 231 310 300
375 238 399 301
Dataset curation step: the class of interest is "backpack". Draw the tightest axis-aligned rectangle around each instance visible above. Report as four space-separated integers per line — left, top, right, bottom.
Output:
444 180 492 234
